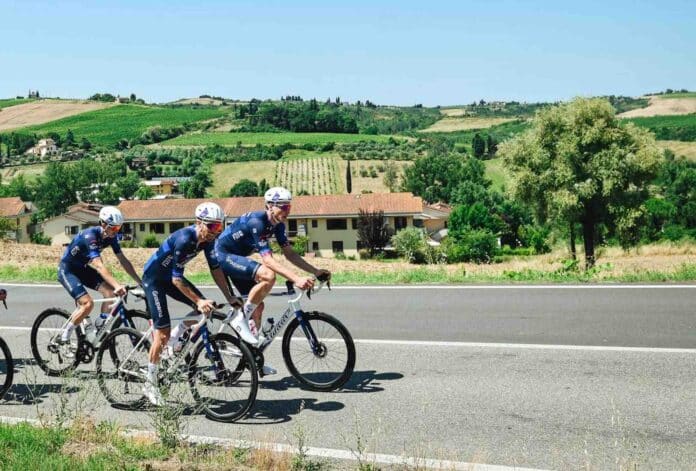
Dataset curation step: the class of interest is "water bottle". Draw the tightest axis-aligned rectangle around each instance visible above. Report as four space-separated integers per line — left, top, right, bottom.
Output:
95 312 109 331
261 317 275 340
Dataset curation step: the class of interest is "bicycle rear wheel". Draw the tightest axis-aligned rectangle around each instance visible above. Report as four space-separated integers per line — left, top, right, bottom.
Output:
188 332 258 422
31 308 82 376
0 337 13 400
115 309 151 333
96 327 150 409
282 311 355 392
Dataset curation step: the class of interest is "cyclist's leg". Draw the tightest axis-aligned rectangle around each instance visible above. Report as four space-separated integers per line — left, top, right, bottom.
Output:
84 266 115 315
164 278 203 339
219 252 270 326
142 279 172 365
248 265 276 327
57 264 95 341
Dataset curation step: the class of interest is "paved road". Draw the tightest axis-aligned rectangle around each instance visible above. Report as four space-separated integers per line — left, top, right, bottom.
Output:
0 283 695 469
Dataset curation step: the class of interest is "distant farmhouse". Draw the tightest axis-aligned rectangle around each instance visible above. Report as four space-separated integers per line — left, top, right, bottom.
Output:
0 197 36 243
25 138 59 158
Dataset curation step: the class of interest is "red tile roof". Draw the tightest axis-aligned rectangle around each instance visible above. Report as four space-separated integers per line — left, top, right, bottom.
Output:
0 197 29 217
118 193 426 221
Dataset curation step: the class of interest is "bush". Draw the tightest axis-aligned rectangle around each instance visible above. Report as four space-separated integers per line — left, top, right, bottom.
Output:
358 248 371 260
30 232 51 245
143 235 160 248
391 227 426 263
292 235 309 256
334 252 347 260
520 225 551 254
662 224 687 241
446 229 498 263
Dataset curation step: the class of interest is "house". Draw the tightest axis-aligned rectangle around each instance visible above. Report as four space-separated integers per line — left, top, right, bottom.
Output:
26 138 59 158
0 197 36 243
40 202 102 246
117 192 449 257
144 179 178 195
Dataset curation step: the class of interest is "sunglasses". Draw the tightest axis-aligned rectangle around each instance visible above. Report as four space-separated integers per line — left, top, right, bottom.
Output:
106 225 122 232
275 203 291 212
204 221 223 233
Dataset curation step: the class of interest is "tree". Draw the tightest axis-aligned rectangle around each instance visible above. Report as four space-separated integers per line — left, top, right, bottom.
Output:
135 184 155 200
472 133 486 158
130 93 137 102
229 179 259 197
116 172 142 200
0 218 17 240
499 97 662 268
486 135 498 157
356 209 391 257
346 160 352 194
180 171 211 198
383 161 400 192
80 138 92 151
258 178 270 195
65 129 75 148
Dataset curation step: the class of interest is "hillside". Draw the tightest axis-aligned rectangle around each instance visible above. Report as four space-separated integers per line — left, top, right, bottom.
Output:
618 95 696 118
161 131 400 146
0 99 113 131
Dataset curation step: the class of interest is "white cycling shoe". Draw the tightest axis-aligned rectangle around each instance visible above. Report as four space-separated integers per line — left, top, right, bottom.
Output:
230 311 259 345
262 364 277 376
142 382 164 407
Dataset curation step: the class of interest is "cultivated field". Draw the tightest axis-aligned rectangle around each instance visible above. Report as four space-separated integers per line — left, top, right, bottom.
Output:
171 97 226 105
0 163 47 183
659 140 696 161
17 105 229 147
338 159 412 194
0 100 113 131
162 132 399 147
275 155 342 195
484 158 510 191
618 95 696 118
211 160 277 197
421 116 515 132
0 98 34 110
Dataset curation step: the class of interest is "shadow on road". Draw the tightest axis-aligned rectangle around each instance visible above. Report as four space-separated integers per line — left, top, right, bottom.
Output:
242 397 345 425
261 370 403 394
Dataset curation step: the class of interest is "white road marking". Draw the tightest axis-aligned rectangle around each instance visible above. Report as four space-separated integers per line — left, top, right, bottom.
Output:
0 415 550 471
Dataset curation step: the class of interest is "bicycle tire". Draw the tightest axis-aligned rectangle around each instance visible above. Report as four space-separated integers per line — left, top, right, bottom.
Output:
115 309 150 332
282 311 355 392
0 337 14 400
96 327 150 410
30 308 82 376
188 332 258 422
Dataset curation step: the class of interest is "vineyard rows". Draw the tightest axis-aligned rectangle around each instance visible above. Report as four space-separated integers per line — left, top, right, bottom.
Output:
274 157 341 195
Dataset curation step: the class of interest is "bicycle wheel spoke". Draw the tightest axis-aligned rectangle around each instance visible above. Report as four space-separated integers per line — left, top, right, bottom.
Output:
97 328 149 408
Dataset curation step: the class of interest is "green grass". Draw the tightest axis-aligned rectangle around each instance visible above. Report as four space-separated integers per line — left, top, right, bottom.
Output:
0 163 48 183
484 158 510 191
211 160 277 197
0 98 34 110
624 113 696 128
16 104 229 147
653 92 696 99
162 131 400 147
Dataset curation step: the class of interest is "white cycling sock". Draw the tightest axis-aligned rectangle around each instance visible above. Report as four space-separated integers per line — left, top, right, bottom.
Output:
147 363 158 385
61 322 76 342
243 301 257 319
168 323 183 347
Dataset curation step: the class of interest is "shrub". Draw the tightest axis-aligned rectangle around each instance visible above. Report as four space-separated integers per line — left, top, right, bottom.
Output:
334 252 347 260
662 224 687 241
446 229 498 263
30 232 51 245
391 227 426 263
143 234 160 248
292 236 309 256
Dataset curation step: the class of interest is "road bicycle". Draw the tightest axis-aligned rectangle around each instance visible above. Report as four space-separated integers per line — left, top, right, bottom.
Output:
30 285 150 376
220 275 355 392
0 289 14 399
95 304 258 423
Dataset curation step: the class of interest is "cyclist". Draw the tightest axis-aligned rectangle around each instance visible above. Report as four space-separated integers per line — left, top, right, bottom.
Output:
57 206 142 349
215 186 330 375
141 201 240 406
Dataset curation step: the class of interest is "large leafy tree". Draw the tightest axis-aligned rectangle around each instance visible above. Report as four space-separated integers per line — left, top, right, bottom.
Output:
229 179 259 197
499 97 662 268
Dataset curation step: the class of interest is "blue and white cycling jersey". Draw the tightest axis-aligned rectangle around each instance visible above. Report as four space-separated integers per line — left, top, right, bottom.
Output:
143 225 219 282
215 210 289 257
60 226 121 268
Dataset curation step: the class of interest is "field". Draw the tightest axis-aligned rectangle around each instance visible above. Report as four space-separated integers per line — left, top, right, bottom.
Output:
484 158 510 191
421 116 515 132
0 100 113 131
618 96 696 118
275 154 342 194
659 140 696 161
0 98 34 110
0 163 48 183
338 159 412 194
211 160 277 197
161 131 400 146
14 104 229 147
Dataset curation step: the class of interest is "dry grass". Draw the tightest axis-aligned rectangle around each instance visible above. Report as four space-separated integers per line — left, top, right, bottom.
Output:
337 159 412 194
1 163 48 182
659 140 696 161
0 99 113 131
211 161 277 197
438 108 471 117
618 96 696 118
420 117 515 133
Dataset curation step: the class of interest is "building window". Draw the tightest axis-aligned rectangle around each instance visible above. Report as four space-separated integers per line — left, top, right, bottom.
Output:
351 218 358 229
122 223 132 234
312 241 319 251
139 223 145 232
311 219 318 228
288 220 297 233
332 241 344 253
357 241 365 250
327 219 347 230
413 219 424 228
150 223 165 234
395 217 407 231
169 222 185 233
64 225 79 235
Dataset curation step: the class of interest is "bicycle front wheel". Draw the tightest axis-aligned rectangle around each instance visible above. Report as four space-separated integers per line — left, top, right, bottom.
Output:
0 337 13 399
115 309 151 334
96 327 150 409
188 332 258 422
282 311 355 392
31 308 82 376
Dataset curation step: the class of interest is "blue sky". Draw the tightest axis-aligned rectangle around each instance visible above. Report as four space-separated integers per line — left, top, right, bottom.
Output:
2 0 695 105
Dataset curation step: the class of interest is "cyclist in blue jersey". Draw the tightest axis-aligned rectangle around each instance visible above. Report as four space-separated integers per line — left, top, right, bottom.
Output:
141 201 240 405
215 187 330 374
57 206 142 347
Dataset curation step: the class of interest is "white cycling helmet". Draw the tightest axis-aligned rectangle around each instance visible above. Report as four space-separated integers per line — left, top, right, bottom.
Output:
195 202 224 223
99 206 124 227
264 186 292 204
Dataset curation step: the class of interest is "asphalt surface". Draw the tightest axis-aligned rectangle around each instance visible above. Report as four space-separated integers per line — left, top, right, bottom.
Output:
0 283 695 469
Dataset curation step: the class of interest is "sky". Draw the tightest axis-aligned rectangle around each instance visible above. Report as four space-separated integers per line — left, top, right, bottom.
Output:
2 0 695 106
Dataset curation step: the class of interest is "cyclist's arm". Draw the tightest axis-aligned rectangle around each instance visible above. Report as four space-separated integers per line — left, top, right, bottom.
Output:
210 267 240 306
116 252 142 286
172 277 204 305
281 245 322 276
88 256 124 294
